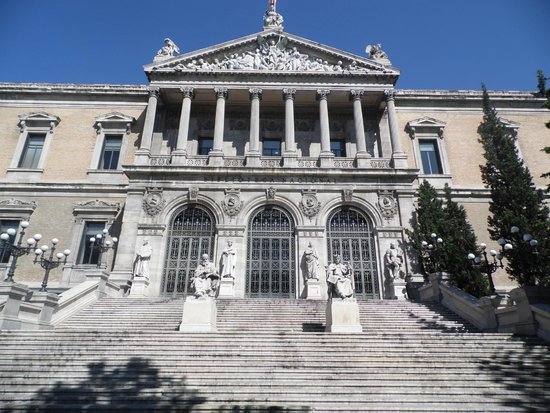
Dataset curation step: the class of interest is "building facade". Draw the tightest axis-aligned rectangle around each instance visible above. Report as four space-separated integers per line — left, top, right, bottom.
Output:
1 5 548 299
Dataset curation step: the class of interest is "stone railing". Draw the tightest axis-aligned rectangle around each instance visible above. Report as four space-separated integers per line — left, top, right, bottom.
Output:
260 157 283 168
416 275 550 341
297 158 319 168
149 155 171 166
0 270 121 330
185 156 209 167
333 158 355 169
224 156 246 167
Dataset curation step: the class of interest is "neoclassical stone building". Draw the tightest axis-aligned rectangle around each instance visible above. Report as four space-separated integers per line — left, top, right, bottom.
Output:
1 4 548 299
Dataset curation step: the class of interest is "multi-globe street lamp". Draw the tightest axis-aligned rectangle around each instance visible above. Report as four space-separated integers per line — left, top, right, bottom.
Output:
421 233 443 279
0 221 44 283
88 229 118 268
33 239 71 292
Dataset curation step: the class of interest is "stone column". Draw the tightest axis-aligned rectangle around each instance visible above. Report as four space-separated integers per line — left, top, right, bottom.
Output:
350 89 371 167
246 88 262 167
317 89 334 168
136 88 160 165
172 87 195 165
209 87 228 167
283 88 298 167
384 90 408 168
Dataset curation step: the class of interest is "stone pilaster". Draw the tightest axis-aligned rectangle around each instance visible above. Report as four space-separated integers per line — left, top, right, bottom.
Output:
172 87 195 165
135 88 159 165
246 88 262 167
283 88 298 167
384 90 408 168
317 89 334 168
209 87 228 167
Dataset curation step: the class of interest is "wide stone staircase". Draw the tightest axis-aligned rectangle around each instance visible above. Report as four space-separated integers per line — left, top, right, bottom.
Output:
0 297 549 412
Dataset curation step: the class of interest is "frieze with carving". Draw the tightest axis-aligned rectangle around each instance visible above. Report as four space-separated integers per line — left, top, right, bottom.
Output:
0 198 37 209
162 35 376 74
143 189 166 217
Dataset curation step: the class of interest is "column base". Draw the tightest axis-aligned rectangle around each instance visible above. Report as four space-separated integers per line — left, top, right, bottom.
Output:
171 150 187 165
246 152 261 167
208 151 224 167
283 151 299 167
134 150 151 166
391 152 408 169
179 296 218 333
325 298 363 333
356 152 372 168
129 277 150 297
306 279 322 299
319 152 335 168
217 277 235 298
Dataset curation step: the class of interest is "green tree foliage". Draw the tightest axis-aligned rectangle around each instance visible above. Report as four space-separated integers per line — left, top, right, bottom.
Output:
538 70 550 192
406 181 489 297
478 85 550 286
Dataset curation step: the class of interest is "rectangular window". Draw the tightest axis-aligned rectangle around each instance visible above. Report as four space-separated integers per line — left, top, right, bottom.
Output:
99 135 123 170
78 222 105 265
0 220 19 264
419 140 443 174
262 139 281 156
330 140 346 157
18 134 45 169
198 137 213 155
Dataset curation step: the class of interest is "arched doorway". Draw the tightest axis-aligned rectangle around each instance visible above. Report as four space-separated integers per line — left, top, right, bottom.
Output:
246 206 296 298
161 205 216 297
326 207 379 299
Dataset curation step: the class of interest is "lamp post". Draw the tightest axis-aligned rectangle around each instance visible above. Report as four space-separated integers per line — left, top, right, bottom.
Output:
497 226 539 285
421 233 443 279
33 238 71 292
468 242 512 295
0 221 44 283
88 229 118 268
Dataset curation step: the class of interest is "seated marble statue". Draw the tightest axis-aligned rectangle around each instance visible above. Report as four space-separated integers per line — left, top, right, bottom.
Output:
326 255 354 299
191 254 219 298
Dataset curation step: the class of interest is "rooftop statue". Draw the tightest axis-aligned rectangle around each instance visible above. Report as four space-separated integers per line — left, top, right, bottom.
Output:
155 38 180 60
263 0 284 31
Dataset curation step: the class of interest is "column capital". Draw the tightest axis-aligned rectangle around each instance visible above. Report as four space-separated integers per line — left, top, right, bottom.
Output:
384 89 395 101
148 88 160 99
283 88 297 100
249 88 263 100
350 89 365 101
214 87 229 100
316 89 331 100
180 87 195 100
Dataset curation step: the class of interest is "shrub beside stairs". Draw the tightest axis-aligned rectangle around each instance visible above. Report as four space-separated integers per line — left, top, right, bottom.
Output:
0 297 549 412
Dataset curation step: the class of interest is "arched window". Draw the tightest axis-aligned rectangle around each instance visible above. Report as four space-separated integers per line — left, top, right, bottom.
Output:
161 205 216 297
246 206 295 298
326 207 379 299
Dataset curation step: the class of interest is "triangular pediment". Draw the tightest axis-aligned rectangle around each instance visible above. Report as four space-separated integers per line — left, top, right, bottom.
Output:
144 30 399 79
18 111 60 124
406 117 447 129
95 112 135 124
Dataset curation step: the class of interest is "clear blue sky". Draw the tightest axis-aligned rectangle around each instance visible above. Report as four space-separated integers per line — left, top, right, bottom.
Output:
1 0 548 91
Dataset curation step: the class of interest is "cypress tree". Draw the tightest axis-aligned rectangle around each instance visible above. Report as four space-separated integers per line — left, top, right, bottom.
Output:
407 181 489 297
478 85 550 286
538 70 550 192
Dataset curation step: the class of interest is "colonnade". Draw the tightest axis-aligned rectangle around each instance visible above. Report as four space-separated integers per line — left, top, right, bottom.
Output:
135 87 406 168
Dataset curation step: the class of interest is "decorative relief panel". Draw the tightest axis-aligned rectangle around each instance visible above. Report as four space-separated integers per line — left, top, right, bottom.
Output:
188 187 199 201
143 188 166 217
300 190 321 218
266 187 277 200
138 223 166 236
342 188 354 202
378 190 398 222
222 189 243 217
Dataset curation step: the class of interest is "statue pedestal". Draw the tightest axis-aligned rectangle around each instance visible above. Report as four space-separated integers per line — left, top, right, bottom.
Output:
217 277 235 298
325 298 363 333
129 277 149 297
306 279 322 299
179 297 217 333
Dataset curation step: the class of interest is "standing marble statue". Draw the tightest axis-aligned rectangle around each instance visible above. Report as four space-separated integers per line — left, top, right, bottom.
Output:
326 255 354 299
191 254 220 298
221 240 236 279
384 242 403 280
303 242 320 280
133 240 152 279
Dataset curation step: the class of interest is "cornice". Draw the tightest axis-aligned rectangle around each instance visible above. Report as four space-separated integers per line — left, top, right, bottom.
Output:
0 82 149 96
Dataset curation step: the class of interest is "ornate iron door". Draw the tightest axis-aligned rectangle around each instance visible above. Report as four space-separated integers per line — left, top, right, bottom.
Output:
326 207 379 299
161 205 215 297
246 206 295 298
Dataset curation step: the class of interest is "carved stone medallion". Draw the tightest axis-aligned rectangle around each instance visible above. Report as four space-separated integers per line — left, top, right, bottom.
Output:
300 190 321 218
222 189 243 217
143 188 166 217
378 191 398 221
